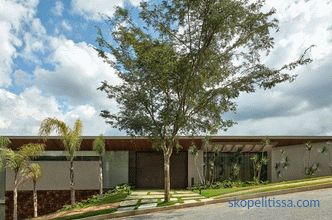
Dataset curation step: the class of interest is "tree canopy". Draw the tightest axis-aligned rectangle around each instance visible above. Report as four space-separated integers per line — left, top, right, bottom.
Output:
96 0 312 140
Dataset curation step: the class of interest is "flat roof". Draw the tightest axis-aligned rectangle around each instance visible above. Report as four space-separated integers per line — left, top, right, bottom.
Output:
4 136 332 151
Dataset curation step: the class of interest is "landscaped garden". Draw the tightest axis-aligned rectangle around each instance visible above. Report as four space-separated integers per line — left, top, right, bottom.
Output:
35 176 332 220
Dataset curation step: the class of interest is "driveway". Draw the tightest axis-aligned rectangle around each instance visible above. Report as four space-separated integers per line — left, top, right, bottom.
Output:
118 188 332 220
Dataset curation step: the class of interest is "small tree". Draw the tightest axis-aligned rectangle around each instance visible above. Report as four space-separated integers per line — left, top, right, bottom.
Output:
93 135 106 195
39 118 82 205
0 137 44 220
23 163 42 218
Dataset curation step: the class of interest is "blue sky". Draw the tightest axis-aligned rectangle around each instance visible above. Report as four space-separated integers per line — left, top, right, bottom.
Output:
0 0 332 136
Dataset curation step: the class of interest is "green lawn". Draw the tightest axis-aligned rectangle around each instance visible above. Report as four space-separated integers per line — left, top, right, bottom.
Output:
60 191 129 211
196 176 332 198
52 208 117 220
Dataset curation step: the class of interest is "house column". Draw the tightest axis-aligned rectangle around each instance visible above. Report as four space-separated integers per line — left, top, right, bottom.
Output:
0 168 5 220
103 151 129 188
187 150 204 187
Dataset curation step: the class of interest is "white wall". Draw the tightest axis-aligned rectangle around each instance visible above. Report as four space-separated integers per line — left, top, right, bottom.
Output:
271 142 332 182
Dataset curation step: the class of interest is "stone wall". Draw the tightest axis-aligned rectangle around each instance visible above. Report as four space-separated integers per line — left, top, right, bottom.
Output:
5 190 98 220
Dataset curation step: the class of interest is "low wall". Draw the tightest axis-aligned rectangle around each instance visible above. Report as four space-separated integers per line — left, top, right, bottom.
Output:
271 142 332 182
5 190 98 220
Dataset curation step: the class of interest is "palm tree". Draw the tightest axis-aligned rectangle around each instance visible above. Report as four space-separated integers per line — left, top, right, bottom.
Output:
39 118 82 205
0 137 44 220
23 163 42 218
93 135 106 195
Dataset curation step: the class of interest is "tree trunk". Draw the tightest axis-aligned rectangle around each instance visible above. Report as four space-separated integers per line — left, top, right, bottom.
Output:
70 160 75 205
13 179 18 220
194 155 203 184
99 156 103 195
33 180 38 217
163 152 171 202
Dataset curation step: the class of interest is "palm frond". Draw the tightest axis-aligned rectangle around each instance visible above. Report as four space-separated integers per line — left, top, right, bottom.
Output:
19 144 44 159
0 148 22 171
66 119 82 159
93 134 106 155
22 163 42 182
39 117 69 138
0 136 11 148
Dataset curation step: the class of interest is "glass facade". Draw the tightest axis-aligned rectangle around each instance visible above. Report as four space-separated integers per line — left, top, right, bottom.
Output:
204 152 268 182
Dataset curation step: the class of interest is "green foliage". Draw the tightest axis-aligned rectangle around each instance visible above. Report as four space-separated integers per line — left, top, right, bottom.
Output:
96 0 312 141
93 134 106 155
275 149 289 179
0 138 44 186
0 142 44 173
39 118 82 160
305 163 319 176
22 163 42 182
304 142 319 177
53 208 117 220
190 180 260 192
0 136 11 149
188 143 198 156
60 184 131 211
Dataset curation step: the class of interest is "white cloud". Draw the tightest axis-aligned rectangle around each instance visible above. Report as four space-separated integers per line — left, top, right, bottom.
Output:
13 69 33 87
52 1 64 16
35 37 121 109
61 20 72 31
0 87 112 135
71 0 141 21
0 0 40 87
224 0 332 135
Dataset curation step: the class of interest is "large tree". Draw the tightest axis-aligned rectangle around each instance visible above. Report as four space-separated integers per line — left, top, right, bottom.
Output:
39 118 82 205
96 0 312 201
0 137 44 220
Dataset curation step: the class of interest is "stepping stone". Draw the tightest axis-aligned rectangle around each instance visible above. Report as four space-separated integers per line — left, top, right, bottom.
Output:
138 203 157 209
119 199 138 207
131 192 149 196
128 195 164 199
141 198 158 204
160 198 178 202
175 190 196 194
183 200 198 204
172 193 199 197
117 206 136 212
149 192 164 195
200 198 214 202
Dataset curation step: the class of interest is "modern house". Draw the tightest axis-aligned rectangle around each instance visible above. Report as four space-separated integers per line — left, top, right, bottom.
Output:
1 136 332 219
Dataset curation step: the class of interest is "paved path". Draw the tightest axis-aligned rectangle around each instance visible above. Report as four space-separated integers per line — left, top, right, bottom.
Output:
118 188 332 220
116 190 205 213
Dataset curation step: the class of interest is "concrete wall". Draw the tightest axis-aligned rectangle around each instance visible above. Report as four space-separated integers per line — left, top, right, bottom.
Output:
271 142 332 182
6 161 99 191
187 150 204 187
0 169 5 220
103 151 129 188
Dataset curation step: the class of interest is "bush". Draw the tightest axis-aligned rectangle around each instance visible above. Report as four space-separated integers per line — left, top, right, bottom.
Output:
60 184 131 211
189 180 268 192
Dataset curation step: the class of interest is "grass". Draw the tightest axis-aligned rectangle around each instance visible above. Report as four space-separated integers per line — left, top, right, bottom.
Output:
134 199 142 210
157 200 178 207
196 176 332 198
52 208 117 220
60 191 129 211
